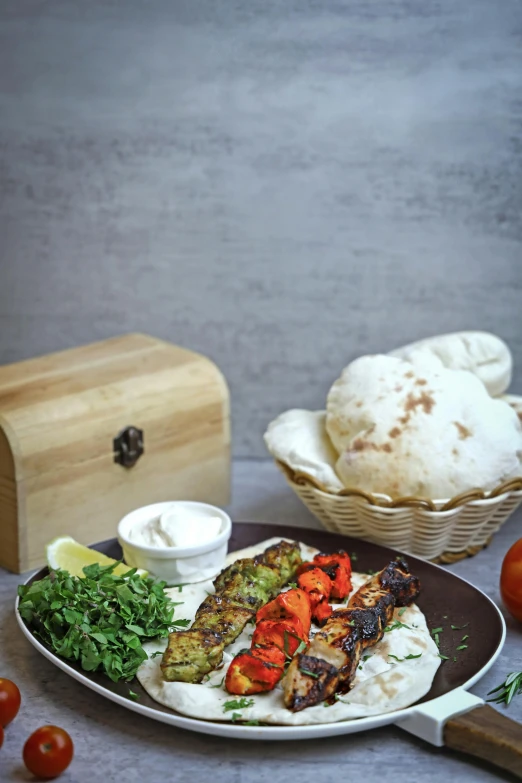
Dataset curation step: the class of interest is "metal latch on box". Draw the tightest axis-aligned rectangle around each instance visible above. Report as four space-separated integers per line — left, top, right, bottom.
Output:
113 426 144 468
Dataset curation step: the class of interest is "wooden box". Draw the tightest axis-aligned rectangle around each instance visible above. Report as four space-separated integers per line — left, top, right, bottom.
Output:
0 333 231 573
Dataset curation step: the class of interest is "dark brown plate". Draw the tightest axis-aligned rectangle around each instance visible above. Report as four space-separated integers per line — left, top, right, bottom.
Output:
15 523 505 740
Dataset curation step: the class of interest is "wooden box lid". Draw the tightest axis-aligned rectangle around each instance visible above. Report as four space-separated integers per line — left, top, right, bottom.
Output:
0 333 230 572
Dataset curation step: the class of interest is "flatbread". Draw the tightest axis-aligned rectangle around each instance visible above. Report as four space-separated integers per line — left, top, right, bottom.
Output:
263 409 344 491
389 331 512 397
137 539 440 725
326 355 522 499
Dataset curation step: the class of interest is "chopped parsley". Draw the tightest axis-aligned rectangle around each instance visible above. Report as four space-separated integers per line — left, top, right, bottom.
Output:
456 644 468 651
17 562 184 683
299 667 319 679
210 676 225 689
384 620 412 633
223 697 254 713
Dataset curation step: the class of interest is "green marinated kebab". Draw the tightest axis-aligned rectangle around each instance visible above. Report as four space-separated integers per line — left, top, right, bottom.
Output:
161 540 302 683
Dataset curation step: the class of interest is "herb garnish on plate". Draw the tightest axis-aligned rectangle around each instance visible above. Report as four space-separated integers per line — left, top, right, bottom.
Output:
18 562 185 682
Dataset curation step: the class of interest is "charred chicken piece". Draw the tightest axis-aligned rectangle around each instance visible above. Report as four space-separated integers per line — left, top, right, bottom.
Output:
251 617 307 655
225 644 286 695
283 559 420 711
161 540 302 683
191 594 256 645
297 567 333 626
261 540 303 585
256 588 312 636
160 629 224 683
297 550 352 604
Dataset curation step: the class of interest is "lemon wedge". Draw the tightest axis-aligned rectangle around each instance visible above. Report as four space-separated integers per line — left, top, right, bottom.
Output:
45 535 147 578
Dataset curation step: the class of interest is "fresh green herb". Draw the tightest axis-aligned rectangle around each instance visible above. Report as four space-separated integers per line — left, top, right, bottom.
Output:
351 552 358 562
438 653 449 661
171 619 191 629
299 668 319 679
248 633 253 640
283 630 305 660
128 690 140 701
170 584 187 593
334 693 350 704
347 619 355 627
456 644 468 651
223 698 254 712
461 634 469 642
17 563 182 683
398 607 407 617
287 582 298 589
453 656 457 662
431 627 442 648
243 720 260 726
230 712 242 723
388 654 402 662
384 620 412 633
404 653 423 660
149 651 163 659
451 623 468 631
487 673 522 707
210 676 225 689
362 654 371 663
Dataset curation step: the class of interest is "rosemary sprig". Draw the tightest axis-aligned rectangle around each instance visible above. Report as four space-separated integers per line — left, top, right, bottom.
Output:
487 672 522 707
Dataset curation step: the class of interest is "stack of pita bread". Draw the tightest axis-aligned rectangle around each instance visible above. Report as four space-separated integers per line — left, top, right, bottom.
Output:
265 332 522 500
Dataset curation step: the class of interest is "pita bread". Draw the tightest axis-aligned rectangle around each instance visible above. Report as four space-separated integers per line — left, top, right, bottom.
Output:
389 331 512 397
500 394 522 426
326 355 522 499
138 539 440 725
264 409 344 491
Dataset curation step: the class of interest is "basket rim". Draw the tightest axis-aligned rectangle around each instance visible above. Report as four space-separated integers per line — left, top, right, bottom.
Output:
275 460 522 512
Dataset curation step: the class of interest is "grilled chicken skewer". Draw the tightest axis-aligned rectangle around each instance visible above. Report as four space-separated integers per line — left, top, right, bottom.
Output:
161 540 302 683
282 558 420 711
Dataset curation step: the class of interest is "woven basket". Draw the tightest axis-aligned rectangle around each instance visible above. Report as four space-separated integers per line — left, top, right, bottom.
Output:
275 461 522 563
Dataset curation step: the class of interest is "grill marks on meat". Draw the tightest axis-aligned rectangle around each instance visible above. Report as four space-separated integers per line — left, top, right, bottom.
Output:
161 540 302 683
282 559 421 711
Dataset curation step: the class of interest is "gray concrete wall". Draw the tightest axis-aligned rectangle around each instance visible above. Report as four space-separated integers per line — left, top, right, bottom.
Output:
1 0 521 456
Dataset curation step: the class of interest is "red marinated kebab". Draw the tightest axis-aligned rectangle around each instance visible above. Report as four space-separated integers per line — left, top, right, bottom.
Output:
283 558 420 711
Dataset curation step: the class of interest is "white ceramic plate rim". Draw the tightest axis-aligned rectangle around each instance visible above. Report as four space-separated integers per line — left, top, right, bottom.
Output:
15 555 506 741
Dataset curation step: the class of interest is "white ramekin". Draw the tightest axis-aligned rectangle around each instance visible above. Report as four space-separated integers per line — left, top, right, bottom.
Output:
117 501 232 583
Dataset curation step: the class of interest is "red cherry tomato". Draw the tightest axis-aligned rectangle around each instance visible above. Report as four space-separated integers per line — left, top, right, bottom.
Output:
0 679 21 727
0 724 4 749
23 726 74 779
500 538 522 622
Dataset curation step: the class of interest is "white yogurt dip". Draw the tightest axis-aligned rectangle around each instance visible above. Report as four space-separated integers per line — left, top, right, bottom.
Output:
127 502 223 549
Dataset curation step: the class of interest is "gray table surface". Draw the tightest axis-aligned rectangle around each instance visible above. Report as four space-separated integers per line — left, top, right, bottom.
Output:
1 459 521 782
